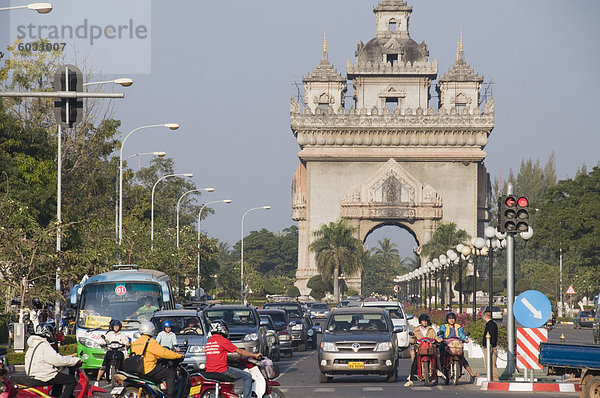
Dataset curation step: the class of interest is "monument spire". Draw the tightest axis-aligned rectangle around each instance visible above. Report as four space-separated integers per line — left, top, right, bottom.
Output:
322 30 328 60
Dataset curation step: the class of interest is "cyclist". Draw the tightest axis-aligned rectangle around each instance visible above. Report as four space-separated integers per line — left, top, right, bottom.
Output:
156 320 178 349
437 312 479 381
25 323 81 398
95 320 130 386
130 321 183 398
205 320 262 398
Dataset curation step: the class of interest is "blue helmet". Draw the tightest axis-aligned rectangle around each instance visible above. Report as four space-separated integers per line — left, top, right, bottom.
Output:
162 320 172 329
109 319 122 329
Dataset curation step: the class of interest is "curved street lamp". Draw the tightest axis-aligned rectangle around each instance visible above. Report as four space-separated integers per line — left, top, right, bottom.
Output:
83 78 133 88
119 123 179 245
176 188 215 248
241 206 271 303
0 3 52 13
150 173 193 251
196 199 232 296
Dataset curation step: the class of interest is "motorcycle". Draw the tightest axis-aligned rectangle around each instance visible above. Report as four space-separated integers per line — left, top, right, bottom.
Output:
4 364 105 398
441 337 464 385
111 358 190 398
189 356 284 398
101 338 126 387
415 337 438 386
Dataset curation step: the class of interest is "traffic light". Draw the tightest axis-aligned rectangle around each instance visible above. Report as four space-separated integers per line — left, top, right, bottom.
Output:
53 64 83 129
498 194 530 233
515 195 530 232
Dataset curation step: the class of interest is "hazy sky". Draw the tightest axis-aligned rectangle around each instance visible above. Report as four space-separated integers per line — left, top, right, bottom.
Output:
2 1 599 258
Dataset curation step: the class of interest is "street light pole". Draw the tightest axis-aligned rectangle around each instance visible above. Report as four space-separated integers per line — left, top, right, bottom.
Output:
196 200 231 297
241 206 271 303
119 123 179 245
0 3 53 13
150 173 193 251
176 188 214 248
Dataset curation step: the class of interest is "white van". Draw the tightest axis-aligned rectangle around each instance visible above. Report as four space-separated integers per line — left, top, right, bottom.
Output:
361 301 411 350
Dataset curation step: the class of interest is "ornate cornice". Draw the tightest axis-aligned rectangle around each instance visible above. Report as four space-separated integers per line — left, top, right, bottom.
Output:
290 99 494 152
439 58 483 83
303 57 346 83
347 58 437 77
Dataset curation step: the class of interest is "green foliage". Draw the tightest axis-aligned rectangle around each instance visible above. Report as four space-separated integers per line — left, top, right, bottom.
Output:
307 275 332 301
421 222 470 261
362 252 394 296
310 219 363 302
515 279 531 294
286 286 300 298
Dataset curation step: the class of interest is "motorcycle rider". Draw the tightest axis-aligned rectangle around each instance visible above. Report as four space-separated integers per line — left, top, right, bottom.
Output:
156 320 178 349
404 313 443 387
437 312 479 381
205 320 262 398
131 321 183 398
95 319 130 386
25 323 81 398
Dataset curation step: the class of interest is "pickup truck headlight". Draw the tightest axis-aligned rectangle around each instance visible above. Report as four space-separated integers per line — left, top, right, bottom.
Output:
278 333 290 341
187 345 206 353
243 333 258 341
78 337 103 349
321 342 337 352
374 342 393 352
291 324 303 331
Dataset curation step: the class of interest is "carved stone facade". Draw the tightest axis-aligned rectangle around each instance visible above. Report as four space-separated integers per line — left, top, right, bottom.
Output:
291 0 493 295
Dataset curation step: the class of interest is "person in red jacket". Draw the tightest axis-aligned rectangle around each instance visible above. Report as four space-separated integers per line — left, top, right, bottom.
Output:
206 320 262 398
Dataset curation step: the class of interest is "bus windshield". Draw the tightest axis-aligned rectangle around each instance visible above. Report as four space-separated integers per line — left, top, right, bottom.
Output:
77 282 163 330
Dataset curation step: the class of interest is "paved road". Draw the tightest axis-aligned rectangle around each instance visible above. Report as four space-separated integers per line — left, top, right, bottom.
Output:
53 324 597 397
274 349 577 398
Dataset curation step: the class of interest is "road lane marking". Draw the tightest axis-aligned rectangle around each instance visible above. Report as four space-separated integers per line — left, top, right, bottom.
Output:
314 387 335 392
362 387 383 391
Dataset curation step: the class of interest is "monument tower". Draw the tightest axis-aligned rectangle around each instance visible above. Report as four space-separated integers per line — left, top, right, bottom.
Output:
290 0 494 295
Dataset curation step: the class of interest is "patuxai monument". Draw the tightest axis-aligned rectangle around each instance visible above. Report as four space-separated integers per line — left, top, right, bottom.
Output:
290 0 494 295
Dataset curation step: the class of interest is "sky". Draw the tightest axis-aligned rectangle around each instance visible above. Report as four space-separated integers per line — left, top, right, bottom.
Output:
2 0 599 258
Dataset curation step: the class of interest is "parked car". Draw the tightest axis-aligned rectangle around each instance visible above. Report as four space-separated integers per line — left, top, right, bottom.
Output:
575 311 595 329
259 314 281 361
360 301 410 350
258 309 293 358
150 309 209 371
478 305 503 321
204 305 267 359
318 307 400 383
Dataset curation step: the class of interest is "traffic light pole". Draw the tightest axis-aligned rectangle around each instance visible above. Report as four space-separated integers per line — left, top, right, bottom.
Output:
505 183 517 377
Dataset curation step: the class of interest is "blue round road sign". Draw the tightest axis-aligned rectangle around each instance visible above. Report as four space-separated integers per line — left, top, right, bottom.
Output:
513 290 552 328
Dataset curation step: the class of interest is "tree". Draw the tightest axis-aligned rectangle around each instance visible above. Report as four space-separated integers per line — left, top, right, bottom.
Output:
309 219 363 303
421 222 470 261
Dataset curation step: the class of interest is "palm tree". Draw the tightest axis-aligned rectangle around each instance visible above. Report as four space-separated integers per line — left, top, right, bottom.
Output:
396 253 420 274
309 219 363 303
371 238 400 264
420 222 470 261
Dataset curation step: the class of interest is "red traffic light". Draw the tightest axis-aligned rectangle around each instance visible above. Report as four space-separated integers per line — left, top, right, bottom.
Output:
505 197 516 207
517 197 528 207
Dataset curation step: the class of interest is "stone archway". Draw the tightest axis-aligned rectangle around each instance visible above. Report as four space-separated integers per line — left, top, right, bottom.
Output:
339 159 442 291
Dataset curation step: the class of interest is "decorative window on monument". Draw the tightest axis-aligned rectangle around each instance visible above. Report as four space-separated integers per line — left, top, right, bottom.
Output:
386 53 398 66
456 102 466 115
317 103 329 114
385 97 398 113
388 20 397 32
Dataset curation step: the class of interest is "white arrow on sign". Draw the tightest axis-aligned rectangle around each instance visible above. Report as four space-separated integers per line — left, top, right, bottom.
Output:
521 297 543 319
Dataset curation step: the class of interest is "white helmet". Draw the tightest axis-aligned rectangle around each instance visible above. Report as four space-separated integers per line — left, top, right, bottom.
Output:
139 321 156 336
209 320 229 338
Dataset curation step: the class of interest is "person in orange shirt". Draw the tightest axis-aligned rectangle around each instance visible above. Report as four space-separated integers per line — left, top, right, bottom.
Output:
130 321 183 398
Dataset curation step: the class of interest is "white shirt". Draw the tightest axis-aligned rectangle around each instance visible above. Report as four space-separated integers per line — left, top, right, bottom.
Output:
105 330 130 358
25 335 80 381
156 331 178 349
